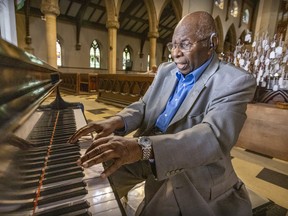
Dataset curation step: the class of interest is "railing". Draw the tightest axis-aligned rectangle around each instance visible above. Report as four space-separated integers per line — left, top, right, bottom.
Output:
97 74 154 107
59 72 99 94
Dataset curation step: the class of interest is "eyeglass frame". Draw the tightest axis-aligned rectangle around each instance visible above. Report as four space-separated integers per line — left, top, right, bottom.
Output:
167 33 216 52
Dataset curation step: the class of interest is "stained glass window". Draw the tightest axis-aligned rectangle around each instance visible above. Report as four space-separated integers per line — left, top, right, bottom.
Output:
56 39 62 66
90 40 100 68
230 0 239 17
123 46 131 70
214 0 224 10
242 9 250 24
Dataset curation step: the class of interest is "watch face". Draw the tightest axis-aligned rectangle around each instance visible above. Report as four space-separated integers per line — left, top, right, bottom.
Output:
139 136 152 147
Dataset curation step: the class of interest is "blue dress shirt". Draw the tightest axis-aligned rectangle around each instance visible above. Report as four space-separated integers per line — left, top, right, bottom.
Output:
155 57 213 132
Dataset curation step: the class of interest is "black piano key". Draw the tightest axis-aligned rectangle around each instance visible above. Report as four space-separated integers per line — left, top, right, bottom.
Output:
37 188 88 206
19 168 42 176
45 166 83 178
22 144 80 155
42 171 84 185
20 165 83 182
17 154 79 169
19 151 80 163
0 199 35 212
19 170 83 190
0 189 36 200
40 181 86 197
20 173 41 182
29 130 76 140
30 125 76 133
1 190 91 215
20 179 40 189
19 161 45 170
49 151 80 160
18 162 79 181
1 181 87 203
47 155 80 166
34 200 90 216
45 162 79 173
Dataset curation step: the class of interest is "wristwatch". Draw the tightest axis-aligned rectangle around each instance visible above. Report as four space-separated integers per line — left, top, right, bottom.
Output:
137 136 152 160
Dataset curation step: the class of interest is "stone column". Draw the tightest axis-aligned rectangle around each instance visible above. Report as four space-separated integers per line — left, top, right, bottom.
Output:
106 20 119 74
148 31 159 69
41 0 60 68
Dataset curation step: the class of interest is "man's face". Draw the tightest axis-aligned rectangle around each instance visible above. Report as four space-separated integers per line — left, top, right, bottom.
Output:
171 26 211 75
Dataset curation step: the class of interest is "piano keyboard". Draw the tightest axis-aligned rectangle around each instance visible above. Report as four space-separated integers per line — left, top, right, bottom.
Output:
0 108 125 216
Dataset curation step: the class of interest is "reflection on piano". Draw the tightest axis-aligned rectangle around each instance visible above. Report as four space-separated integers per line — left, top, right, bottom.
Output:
0 38 125 216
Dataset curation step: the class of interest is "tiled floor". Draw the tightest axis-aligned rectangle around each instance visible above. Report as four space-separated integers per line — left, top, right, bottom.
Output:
44 92 288 215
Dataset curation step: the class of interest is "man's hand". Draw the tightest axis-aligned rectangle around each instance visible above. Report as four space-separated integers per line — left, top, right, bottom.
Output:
68 116 124 144
77 136 142 178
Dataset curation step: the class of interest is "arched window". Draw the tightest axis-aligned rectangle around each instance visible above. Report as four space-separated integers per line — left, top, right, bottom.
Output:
230 0 238 17
242 9 250 24
90 40 100 68
56 39 62 66
214 0 224 10
123 46 131 70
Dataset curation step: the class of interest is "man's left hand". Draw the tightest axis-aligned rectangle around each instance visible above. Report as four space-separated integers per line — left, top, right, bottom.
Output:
77 136 142 178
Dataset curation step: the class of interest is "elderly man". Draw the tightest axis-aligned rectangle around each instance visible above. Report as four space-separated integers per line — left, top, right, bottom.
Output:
69 11 256 216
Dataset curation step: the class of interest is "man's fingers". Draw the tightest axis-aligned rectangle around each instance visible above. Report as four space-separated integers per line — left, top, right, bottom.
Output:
81 144 108 163
85 136 111 153
68 125 96 143
81 149 115 168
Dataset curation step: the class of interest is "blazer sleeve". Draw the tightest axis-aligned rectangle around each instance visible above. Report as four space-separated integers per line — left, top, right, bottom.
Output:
114 63 167 134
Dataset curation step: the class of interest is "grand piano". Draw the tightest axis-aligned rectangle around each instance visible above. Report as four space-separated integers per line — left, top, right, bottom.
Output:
0 38 125 216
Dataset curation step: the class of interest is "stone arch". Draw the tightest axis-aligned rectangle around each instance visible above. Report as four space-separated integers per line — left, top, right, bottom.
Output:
158 0 182 61
144 0 158 33
214 16 223 53
158 0 182 22
224 23 237 55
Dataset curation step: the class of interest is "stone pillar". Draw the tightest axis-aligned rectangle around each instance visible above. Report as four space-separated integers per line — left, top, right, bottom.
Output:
106 20 119 74
41 0 60 68
148 31 159 69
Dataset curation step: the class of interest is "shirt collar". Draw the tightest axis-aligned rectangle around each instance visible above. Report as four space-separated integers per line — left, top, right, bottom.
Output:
176 55 213 83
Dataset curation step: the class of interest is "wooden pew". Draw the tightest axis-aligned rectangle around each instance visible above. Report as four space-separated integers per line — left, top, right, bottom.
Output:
96 74 154 107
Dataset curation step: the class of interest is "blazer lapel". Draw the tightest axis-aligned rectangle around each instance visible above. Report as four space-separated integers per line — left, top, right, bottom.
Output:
146 67 178 130
169 54 220 126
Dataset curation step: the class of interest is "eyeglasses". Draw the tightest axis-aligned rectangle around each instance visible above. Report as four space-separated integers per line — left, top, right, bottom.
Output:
167 36 211 52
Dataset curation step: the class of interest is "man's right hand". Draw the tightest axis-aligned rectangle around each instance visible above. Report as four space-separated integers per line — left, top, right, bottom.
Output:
68 116 124 144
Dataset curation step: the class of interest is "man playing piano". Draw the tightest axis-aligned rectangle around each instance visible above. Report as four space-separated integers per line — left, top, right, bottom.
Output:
69 11 256 216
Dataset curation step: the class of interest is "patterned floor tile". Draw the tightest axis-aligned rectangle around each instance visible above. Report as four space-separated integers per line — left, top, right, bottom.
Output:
256 168 288 190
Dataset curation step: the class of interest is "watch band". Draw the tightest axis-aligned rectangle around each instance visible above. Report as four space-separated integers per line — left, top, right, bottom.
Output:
138 136 152 160
142 146 151 160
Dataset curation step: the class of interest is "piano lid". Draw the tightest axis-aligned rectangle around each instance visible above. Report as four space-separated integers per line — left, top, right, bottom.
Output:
0 38 61 144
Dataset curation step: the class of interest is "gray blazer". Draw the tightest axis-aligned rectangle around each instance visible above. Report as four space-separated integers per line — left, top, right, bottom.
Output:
116 53 256 216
